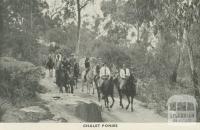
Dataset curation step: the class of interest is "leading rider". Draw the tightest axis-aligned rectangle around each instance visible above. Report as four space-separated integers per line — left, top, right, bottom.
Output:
119 64 130 91
99 62 111 99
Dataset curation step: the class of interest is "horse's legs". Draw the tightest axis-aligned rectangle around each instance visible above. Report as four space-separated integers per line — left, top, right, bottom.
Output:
68 85 70 93
110 95 115 108
71 84 74 94
119 90 124 108
86 82 89 94
87 83 90 94
131 96 134 112
59 86 63 93
106 96 110 110
64 85 68 93
126 95 130 110
81 81 84 92
97 88 101 102
104 98 107 108
75 79 78 89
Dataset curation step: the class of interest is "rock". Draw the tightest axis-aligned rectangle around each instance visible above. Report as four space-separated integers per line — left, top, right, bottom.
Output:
1 106 52 122
75 102 103 122
20 106 47 113
1 108 21 122
19 106 51 122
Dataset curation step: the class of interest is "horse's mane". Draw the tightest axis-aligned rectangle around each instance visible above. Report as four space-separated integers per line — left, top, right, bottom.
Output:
126 74 137 87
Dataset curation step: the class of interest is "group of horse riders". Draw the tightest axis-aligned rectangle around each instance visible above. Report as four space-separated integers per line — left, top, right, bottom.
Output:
84 57 135 99
46 54 136 111
46 52 135 92
46 53 79 93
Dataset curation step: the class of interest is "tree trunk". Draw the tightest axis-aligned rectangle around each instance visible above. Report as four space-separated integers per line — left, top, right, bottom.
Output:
185 30 199 96
187 44 199 96
170 47 181 83
185 29 200 121
76 0 81 59
0 1 3 33
137 23 140 42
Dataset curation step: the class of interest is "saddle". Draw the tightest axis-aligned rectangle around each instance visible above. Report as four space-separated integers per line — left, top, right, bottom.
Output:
101 75 109 80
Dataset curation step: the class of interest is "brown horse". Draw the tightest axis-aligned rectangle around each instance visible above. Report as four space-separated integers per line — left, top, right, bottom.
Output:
113 74 137 112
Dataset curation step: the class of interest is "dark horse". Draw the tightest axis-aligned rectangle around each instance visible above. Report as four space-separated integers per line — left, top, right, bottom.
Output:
56 62 66 93
114 74 137 112
63 60 74 93
46 56 54 77
73 62 79 89
94 75 101 102
55 60 74 93
100 77 115 110
64 69 74 93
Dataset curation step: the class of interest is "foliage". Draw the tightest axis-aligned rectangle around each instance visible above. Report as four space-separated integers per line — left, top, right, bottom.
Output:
0 57 45 105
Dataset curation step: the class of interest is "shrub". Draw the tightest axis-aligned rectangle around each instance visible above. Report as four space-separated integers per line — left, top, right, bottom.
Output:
0 57 45 105
136 77 195 113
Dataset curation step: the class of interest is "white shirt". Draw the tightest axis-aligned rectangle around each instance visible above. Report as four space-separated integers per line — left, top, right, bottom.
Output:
100 66 110 78
120 68 130 79
56 54 62 62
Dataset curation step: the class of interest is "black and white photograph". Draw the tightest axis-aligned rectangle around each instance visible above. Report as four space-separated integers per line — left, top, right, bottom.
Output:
0 0 200 124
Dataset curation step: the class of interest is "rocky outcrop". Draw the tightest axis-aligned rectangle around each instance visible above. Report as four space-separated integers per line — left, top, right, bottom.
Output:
1 106 53 122
75 102 103 122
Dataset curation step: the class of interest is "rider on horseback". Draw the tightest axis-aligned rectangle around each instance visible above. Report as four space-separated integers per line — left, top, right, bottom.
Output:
119 64 130 90
99 62 111 99
74 62 80 78
94 63 100 78
84 57 90 82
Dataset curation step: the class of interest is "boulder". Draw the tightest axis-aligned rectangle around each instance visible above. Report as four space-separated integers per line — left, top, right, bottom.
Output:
75 102 103 122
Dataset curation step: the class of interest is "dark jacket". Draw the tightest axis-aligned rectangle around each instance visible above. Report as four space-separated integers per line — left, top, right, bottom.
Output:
85 61 90 69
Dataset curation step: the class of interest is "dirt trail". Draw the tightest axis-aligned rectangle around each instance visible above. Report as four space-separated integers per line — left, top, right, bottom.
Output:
38 70 167 122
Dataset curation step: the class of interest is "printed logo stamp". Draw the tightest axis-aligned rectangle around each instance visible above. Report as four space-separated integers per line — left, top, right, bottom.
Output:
167 95 198 122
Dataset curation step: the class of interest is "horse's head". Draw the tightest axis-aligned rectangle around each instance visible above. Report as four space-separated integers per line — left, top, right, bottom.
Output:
127 74 137 86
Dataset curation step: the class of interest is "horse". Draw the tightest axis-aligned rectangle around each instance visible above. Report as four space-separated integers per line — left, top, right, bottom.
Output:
46 56 55 77
81 68 95 94
56 62 67 93
113 74 137 112
73 62 80 89
94 74 101 102
100 77 115 110
64 69 74 93
62 60 75 93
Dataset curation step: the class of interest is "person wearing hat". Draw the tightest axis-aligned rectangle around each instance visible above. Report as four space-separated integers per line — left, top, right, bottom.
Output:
119 64 130 90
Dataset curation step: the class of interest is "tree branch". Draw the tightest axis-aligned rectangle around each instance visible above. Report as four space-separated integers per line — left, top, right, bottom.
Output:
79 0 92 10
50 6 64 19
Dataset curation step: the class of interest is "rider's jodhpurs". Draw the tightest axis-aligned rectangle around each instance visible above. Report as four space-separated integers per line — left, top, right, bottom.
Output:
119 78 126 90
